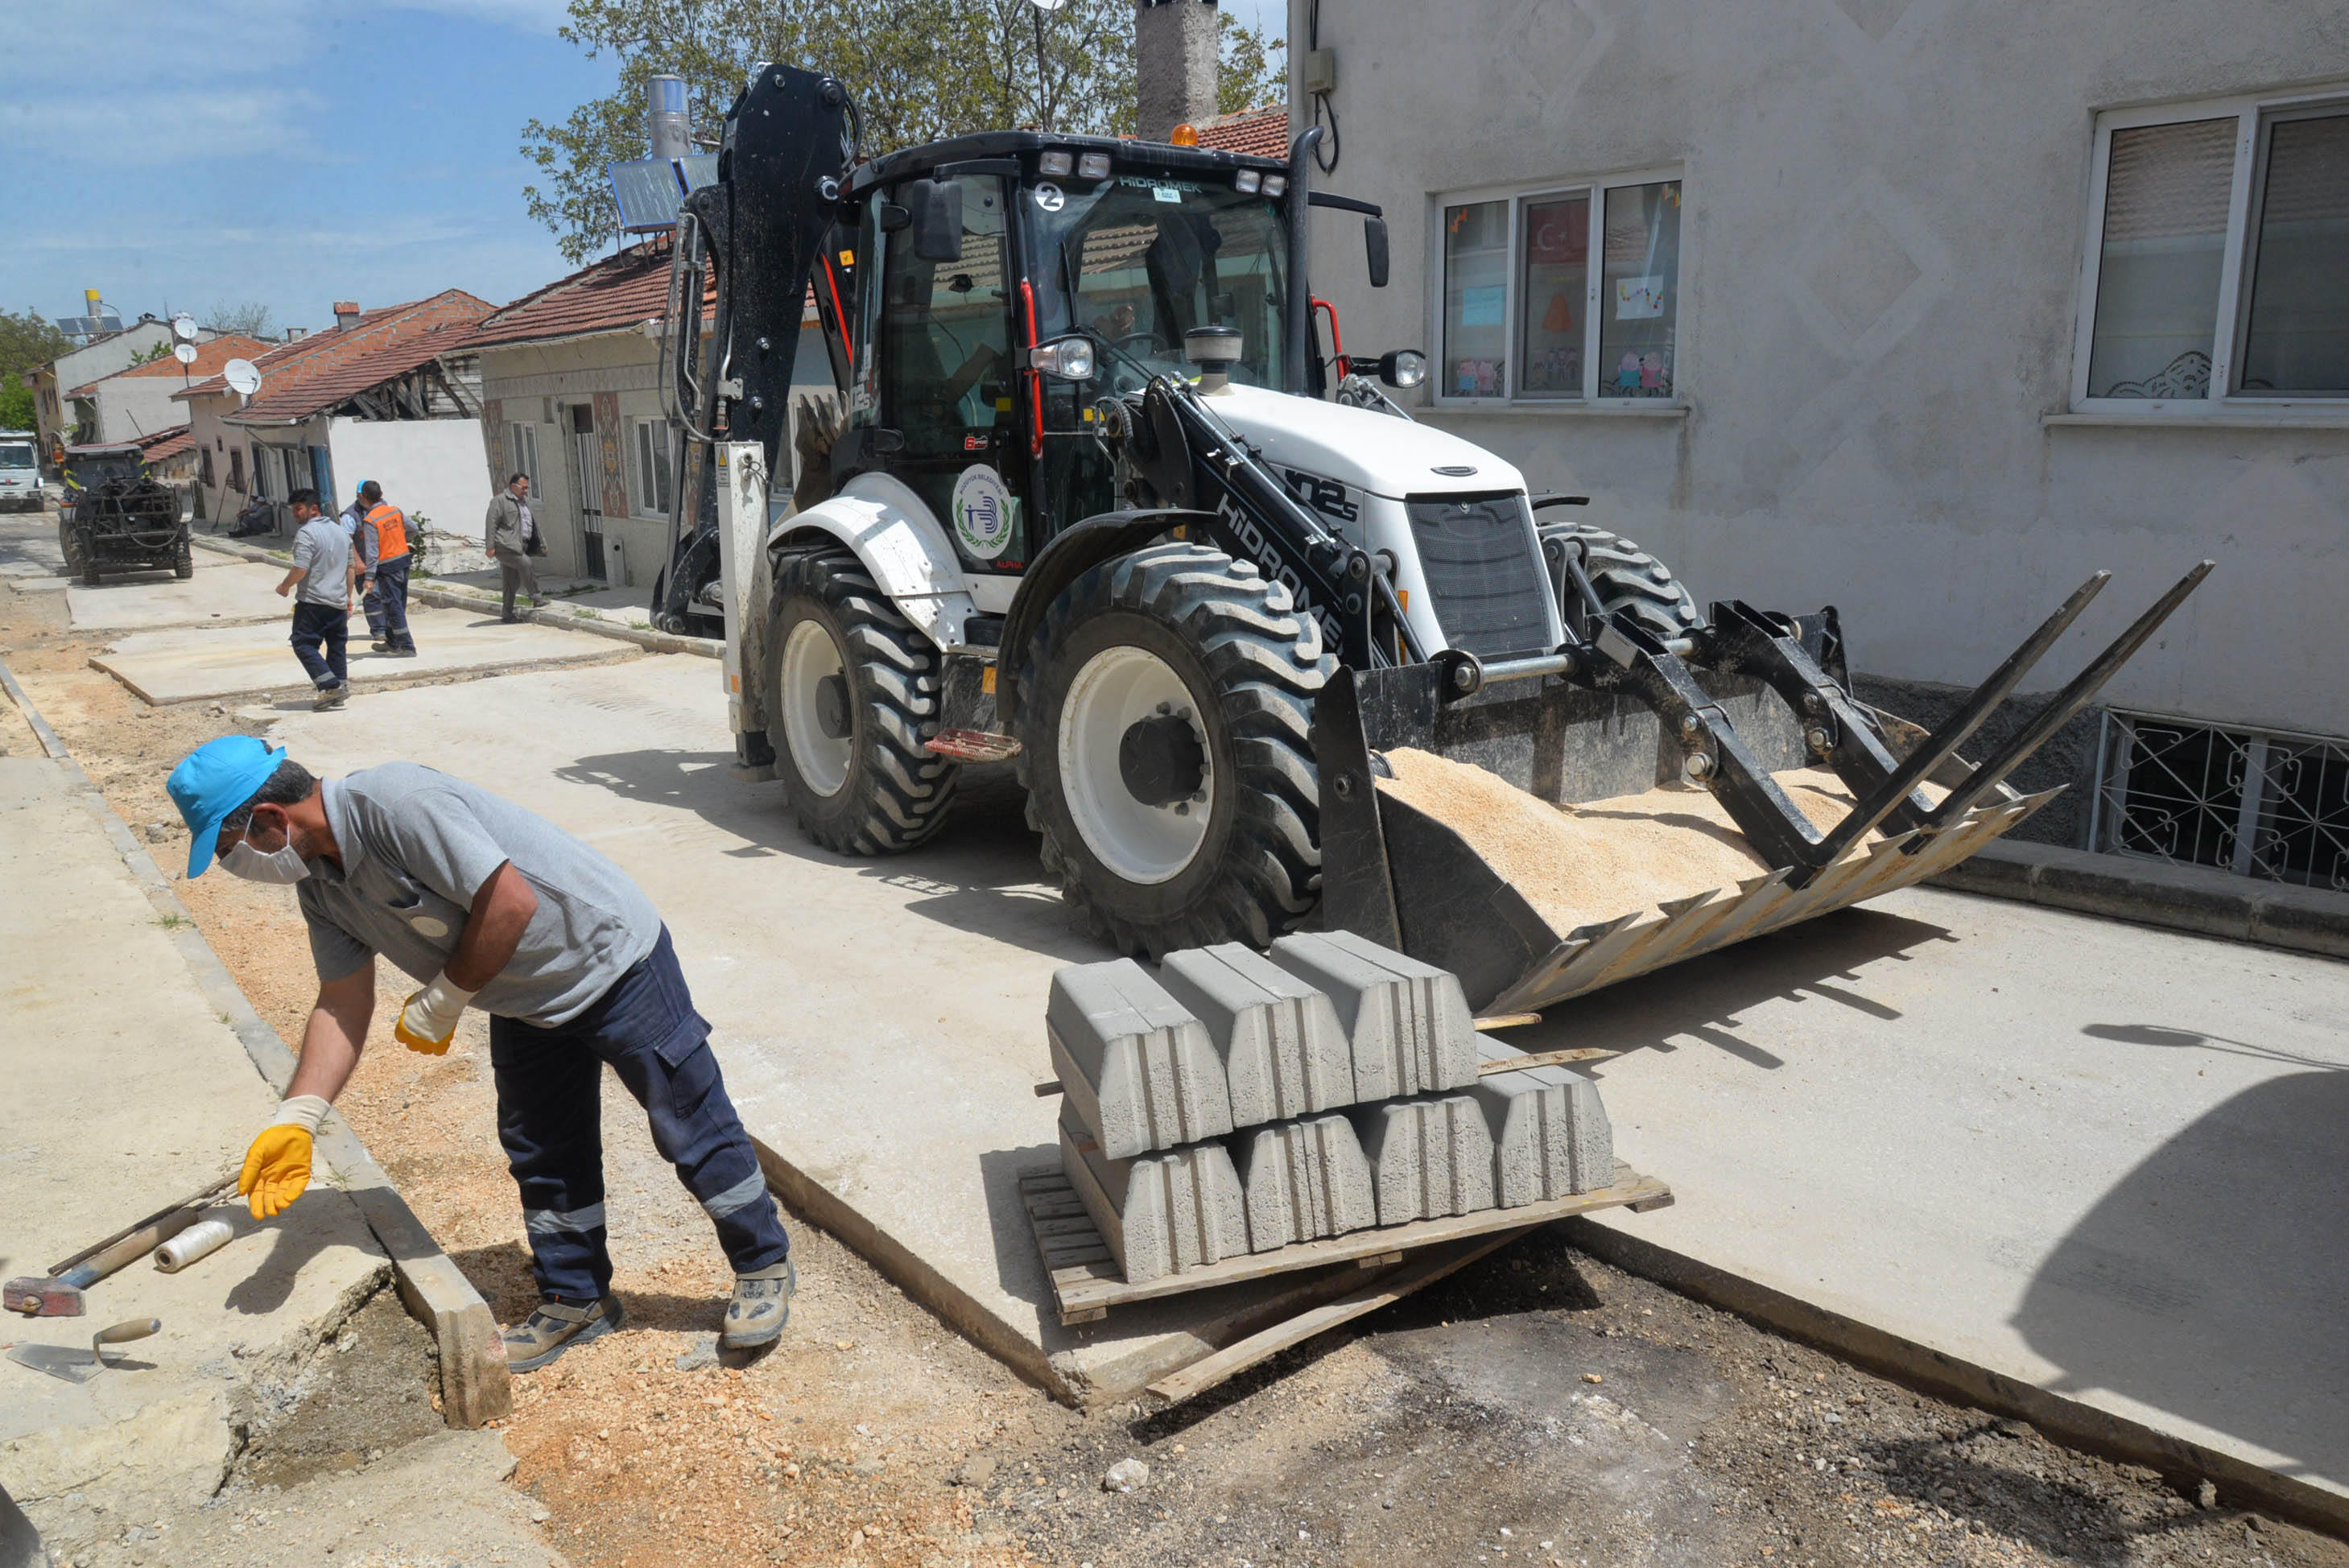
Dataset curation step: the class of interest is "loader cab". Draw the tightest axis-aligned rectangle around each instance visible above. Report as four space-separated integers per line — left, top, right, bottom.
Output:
830 134 1294 578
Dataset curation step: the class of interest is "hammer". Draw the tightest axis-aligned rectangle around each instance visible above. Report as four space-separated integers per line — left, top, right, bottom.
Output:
6 1171 237 1318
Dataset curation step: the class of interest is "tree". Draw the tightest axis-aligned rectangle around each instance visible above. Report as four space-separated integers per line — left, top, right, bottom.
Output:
0 308 71 431
524 0 1291 265
206 299 274 339
1218 10 1286 117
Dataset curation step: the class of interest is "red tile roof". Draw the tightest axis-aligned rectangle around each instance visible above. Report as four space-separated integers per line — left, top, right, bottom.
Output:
135 424 194 462
68 334 274 396
178 292 493 427
461 239 692 353
1197 104 1290 160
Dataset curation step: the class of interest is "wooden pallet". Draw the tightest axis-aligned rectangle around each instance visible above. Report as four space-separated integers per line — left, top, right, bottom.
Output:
1020 1161 1673 1327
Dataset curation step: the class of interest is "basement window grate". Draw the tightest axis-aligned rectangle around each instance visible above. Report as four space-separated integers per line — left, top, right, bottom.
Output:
2093 710 2349 891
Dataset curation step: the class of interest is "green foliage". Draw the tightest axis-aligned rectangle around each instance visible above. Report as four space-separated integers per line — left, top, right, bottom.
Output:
0 308 69 434
522 0 1148 265
0 384 34 431
1218 10 1286 117
128 340 176 366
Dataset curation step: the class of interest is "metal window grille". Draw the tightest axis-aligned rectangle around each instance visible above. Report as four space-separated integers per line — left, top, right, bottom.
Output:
2094 710 2349 891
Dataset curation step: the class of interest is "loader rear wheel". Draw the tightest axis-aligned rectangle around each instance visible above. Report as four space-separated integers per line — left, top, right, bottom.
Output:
1015 542 1333 956
765 549 957 855
1541 520 1703 642
173 538 193 580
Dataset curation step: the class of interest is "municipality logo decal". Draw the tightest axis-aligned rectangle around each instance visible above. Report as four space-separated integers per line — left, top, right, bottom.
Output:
951 464 1014 560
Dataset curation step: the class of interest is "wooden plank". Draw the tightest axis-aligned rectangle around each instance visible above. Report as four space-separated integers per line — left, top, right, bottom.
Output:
1477 1046 1620 1075
1048 1163 1670 1314
1472 1013 1542 1032
1146 1230 1532 1403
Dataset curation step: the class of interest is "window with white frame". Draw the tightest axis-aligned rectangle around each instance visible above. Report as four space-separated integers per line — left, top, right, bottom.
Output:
1436 171 1683 404
507 421 540 491
630 419 673 517
2077 90 2349 406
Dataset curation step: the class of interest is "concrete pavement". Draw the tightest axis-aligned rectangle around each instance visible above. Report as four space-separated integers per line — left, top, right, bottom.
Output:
254 650 2349 1515
89 605 628 704
65 558 291 631
0 510 67 595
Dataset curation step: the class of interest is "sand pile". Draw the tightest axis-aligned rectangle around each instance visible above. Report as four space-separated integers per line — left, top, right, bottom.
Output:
1375 747 1922 937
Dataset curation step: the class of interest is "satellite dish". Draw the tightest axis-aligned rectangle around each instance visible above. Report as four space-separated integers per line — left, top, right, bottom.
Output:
173 342 199 365
171 313 199 341
223 359 262 396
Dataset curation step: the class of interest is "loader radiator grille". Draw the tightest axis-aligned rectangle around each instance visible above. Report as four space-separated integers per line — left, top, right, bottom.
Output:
1405 493 1553 658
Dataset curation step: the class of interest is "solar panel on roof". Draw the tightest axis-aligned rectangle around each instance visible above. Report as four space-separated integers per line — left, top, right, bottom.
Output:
610 158 688 232
677 153 718 192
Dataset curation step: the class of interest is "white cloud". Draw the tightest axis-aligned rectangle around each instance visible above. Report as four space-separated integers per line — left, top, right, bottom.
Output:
0 88 325 167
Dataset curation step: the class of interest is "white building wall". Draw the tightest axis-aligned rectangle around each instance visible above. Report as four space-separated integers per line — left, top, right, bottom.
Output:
1294 0 2349 740
92 375 192 444
326 417 491 570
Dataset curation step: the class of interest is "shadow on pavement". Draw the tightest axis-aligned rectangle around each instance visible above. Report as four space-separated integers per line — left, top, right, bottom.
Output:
1486 905 1959 1073
2012 1067 2349 1484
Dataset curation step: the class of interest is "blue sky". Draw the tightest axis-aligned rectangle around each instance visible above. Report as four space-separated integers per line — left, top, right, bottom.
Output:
0 0 1286 338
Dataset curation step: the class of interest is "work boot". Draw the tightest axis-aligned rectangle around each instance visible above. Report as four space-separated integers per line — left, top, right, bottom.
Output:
502 1294 623 1372
720 1260 795 1352
369 638 394 653
313 684 347 712
388 644 419 658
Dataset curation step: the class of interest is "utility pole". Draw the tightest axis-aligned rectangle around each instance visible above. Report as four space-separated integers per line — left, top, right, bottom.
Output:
1028 0 1063 131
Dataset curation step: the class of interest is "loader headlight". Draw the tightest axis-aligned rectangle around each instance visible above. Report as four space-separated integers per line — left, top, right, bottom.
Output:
1078 151 1113 180
1377 349 1428 390
1039 150 1074 177
1234 169 1261 193
1030 336 1096 382
1261 174 1287 198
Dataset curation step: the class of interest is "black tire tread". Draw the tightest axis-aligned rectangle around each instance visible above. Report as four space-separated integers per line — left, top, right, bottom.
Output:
767 550 957 855
1014 542 1334 956
1541 519 1703 641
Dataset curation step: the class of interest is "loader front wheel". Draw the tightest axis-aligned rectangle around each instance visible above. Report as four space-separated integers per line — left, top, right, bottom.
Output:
765 549 957 855
1541 520 1703 642
1016 542 1333 956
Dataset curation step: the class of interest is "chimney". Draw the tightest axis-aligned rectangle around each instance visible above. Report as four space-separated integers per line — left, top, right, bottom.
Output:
332 302 361 331
1136 0 1220 142
285 327 308 341
646 74 691 160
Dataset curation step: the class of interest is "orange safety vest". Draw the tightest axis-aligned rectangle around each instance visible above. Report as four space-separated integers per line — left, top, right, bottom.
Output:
366 501 408 562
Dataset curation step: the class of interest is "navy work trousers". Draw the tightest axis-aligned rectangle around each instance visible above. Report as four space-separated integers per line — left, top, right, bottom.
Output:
373 553 415 651
489 926 788 1303
288 601 348 690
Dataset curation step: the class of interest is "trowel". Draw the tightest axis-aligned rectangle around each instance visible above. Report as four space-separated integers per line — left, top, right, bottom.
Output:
6 1318 159 1384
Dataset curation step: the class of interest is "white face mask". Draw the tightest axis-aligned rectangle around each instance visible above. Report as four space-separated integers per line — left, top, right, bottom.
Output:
223 831 310 884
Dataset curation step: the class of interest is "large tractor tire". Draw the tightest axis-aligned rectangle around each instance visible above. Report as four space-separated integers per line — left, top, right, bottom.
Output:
764 549 957 854
1540 520 1703 642
1014 542 1334 957
173 536 194 580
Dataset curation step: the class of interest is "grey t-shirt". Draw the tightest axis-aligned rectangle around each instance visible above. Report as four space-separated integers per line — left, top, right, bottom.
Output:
298 763 663 1025
289 516 350 608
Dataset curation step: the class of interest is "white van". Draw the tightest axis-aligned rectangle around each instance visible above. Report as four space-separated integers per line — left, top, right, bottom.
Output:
0 431 39 512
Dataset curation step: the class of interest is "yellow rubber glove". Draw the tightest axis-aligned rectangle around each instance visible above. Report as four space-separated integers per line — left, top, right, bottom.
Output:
242 1094 328 1219
394 972 477 1056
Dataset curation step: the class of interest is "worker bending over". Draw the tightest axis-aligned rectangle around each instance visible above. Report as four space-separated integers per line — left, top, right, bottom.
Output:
165 737 793 1370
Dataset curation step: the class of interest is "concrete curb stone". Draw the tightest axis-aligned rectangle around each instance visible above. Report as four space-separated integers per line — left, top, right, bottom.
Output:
1348 1092 1497 1226
1268 930 1481 1101
1059 1107 1247 1285
1931 839 2349 961
1472 1042 1616 1203
1048 958 1235 1160
0 653 512 1429
1228 1112 1378 1251
1158 942 1353 1126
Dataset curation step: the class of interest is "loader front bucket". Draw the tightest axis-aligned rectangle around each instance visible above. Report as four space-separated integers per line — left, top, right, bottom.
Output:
1311 566 2208 1016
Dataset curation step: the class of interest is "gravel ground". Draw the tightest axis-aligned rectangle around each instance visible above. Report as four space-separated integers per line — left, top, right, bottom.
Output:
7 559 2344 1568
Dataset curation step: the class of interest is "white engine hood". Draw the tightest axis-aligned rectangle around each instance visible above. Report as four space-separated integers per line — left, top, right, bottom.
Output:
1201 382 1525 500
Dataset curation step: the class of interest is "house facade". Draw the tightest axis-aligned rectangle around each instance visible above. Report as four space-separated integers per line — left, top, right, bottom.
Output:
464 239 829 589
64 335 272 464
23 319 184 460
1294 2 2349 886
175 294 492 550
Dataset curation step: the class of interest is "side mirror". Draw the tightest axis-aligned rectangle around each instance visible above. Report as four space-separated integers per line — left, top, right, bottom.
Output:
906 178 964 263
1364 216 1390 289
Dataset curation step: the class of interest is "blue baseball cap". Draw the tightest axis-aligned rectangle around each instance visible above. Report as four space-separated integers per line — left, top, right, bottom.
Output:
167 736 287 879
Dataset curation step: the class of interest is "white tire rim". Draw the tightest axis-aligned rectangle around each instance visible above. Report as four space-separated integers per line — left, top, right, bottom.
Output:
778 617 853 798
1059 645 1212 885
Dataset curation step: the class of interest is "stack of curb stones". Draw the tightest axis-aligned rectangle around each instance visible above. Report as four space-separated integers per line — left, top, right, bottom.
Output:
1051 930 1616 1284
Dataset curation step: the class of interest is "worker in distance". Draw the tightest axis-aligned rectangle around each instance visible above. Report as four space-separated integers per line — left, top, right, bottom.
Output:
164 735 795 1370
